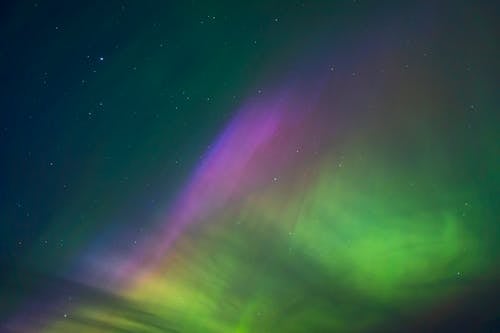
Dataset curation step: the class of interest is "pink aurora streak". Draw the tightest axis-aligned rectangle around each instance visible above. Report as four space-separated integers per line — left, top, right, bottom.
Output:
99 84 324 287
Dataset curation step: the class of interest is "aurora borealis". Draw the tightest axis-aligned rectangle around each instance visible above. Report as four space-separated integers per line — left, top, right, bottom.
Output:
0 1 499 332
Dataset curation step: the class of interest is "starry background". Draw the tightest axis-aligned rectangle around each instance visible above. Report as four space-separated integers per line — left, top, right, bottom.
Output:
0 1 499 332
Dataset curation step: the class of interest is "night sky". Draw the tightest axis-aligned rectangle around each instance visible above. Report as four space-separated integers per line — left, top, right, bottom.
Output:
0 1 499 332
